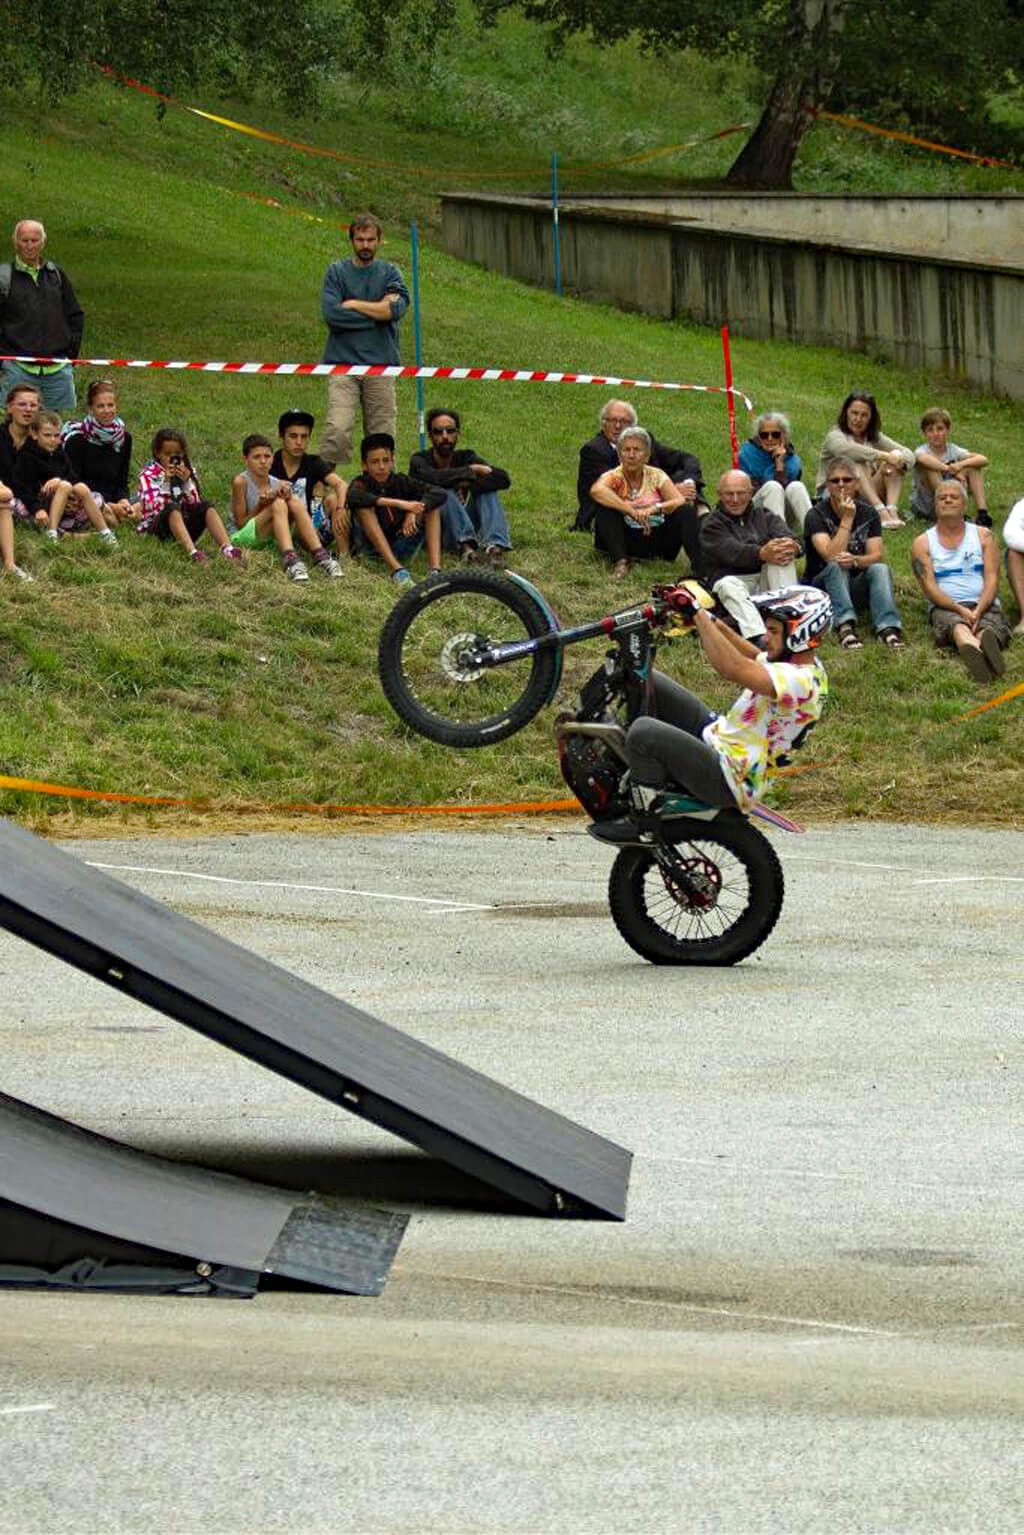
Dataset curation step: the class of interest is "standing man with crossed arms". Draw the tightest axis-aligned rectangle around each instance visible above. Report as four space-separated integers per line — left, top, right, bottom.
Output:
319 214 409 471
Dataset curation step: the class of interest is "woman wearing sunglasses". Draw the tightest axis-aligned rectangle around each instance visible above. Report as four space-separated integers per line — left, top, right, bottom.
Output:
804 458 906 650
737 410 812 534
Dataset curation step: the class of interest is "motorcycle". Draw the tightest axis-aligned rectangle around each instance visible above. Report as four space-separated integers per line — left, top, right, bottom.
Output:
377 569 801 966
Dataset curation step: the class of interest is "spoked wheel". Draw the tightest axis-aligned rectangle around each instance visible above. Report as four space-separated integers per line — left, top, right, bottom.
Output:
378 570 559 747
607 812 784 966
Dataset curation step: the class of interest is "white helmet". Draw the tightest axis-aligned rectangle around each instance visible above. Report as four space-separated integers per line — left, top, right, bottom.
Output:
751 585 832 653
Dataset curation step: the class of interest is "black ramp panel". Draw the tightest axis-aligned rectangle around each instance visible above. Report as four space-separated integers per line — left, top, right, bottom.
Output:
0 1090 407 1294
0 821 632 1219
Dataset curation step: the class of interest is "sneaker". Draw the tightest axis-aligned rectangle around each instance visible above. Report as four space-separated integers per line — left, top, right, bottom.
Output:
98 529 118 549
220 543 245 563
459 542 479 565
43 528 59 543
4 564 34 582
392 567 414 589
485 545 506 569
611 558 631 581
315 553 343 579
980 627 1006 677
190 548 209 565
284 557 309 582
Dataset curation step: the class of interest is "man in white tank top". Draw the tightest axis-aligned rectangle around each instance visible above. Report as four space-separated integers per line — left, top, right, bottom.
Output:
910 479 1011 682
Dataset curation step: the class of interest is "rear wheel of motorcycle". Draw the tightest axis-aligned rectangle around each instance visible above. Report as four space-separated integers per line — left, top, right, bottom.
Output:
607 812 784 966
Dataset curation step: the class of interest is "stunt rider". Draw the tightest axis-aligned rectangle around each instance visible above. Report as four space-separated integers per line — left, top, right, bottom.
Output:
594 586 831 839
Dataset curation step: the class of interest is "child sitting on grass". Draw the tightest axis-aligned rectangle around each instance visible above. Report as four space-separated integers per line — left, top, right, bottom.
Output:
346 432 445 589
271 409 349 560
0 476 33 581
230 433 341 582
62 379 140 528
911 408 991 526
137 427 241 566
12 409 118 547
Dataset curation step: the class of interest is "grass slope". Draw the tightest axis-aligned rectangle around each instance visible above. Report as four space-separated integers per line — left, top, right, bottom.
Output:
0 52 1022 832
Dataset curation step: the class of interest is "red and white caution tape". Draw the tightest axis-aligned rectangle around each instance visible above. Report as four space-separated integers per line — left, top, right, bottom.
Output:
2 354 753 410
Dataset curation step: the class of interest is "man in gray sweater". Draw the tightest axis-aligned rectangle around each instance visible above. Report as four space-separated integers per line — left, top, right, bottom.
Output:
700 469 802 642
319 214 409 469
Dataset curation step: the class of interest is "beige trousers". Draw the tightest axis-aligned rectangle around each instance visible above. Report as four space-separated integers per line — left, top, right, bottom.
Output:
320 375 397 468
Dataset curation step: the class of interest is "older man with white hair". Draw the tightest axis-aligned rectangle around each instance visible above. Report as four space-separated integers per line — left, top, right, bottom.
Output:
0 219 84 409
911 477 1010 682
699 468 802 642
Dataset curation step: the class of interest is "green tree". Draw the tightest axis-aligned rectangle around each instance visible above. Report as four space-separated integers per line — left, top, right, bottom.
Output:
476 0 1021 187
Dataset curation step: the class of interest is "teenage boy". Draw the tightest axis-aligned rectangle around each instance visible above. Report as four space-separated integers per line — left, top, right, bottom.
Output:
231 433 342 582
911 407 991 525
346 432 444 589
408 406 513 567
271 408 350 557
13 409 116 545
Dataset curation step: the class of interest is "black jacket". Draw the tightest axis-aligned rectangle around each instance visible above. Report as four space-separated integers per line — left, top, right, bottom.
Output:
64 431 133 502
0 263 84 359
699 502 801 588
575 433 704 530
12 437 73 511
408 448 510 496
346 471 446 524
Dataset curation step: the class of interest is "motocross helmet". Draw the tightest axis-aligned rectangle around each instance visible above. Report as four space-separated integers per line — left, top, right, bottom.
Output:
750 585 832 654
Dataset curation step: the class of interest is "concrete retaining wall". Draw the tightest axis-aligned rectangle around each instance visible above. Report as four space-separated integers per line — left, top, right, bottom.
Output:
439 194 1024 399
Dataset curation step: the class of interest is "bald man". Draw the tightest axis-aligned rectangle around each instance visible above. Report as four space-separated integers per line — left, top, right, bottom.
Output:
699 468 802 641
0 219 84 410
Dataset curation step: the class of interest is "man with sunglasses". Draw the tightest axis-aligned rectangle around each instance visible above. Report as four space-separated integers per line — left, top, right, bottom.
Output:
738 410 812 534
805 458 905 650
409 407 512 567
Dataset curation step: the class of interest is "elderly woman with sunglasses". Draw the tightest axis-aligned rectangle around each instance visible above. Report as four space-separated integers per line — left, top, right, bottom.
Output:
804 458 905 650
737 410 812 534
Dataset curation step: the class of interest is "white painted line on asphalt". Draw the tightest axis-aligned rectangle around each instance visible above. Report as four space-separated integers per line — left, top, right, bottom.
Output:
912 876 1024 887
642 1151 1007 1196
0 1404 55 1417
427 1270 902 1336
85 861 492 911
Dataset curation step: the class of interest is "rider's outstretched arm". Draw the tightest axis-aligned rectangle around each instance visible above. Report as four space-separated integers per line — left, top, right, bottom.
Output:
694 610 776 697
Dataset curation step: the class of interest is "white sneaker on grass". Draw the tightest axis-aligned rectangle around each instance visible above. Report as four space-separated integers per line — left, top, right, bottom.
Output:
4 565 34 582
284 558 309 583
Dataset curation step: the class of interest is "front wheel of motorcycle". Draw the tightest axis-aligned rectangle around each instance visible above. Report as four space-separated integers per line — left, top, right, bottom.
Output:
607 811 784 966
378 570 559 748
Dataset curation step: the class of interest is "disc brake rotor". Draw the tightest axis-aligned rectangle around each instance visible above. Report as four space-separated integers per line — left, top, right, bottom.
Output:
438 632 487 683
658 849 723 912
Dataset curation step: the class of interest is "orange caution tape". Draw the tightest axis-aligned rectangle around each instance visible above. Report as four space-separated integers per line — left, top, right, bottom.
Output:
953 679 1024 721
815 109 1017 170
0 773 577 816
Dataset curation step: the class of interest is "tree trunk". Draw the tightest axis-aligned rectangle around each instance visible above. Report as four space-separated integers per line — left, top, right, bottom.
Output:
724 0 848 189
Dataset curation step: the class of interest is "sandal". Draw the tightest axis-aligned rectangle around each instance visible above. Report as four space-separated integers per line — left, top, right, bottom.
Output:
836 621 863 650
878 627 905 650
880 504 905 528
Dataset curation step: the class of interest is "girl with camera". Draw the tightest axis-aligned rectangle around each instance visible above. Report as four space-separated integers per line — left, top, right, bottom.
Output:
136 427 242 565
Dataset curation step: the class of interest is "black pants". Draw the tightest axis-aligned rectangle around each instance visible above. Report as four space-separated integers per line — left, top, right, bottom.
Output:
625 672 735 806
594 504 700 570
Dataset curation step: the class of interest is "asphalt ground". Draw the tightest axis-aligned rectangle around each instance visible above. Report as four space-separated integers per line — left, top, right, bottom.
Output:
0 819 1021 1534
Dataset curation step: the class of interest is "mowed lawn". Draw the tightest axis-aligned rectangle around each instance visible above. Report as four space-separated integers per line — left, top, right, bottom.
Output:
1 73 1022 831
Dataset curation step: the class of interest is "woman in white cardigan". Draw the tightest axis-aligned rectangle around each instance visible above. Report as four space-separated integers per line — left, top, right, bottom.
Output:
817 392 914 529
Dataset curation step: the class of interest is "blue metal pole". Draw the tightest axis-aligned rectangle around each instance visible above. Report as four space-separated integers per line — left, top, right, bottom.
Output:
552 151 563 298
410 220 426 450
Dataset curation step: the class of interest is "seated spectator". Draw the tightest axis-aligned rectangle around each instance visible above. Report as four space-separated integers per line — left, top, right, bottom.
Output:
62 379 138 528
911 407 991 526
737 410 812 533
346 432 445 590
0 381 41 524
817 391 914 528
0 475 32 581
232 433 340 582
910 479 1010 682
409 406 512 569
590 427 691 581
13 408 117 546
272 409 350 559
805 459 905 650
575 397 704 570
1001 496 1024 637
699 469 802 642
137 427 240 569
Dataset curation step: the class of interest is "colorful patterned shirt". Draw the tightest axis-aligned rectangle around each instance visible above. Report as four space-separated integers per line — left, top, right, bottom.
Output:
136 460 202 533
704 657 828 808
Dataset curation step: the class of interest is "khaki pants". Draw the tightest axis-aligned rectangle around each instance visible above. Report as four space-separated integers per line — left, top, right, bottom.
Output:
713 564 798 638
320 375 397 468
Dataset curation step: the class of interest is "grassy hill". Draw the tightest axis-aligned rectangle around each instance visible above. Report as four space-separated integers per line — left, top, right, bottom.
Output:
1 36 1022 833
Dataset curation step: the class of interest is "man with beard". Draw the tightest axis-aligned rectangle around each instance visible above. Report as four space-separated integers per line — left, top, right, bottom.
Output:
319 214 409 470
408 406 512 567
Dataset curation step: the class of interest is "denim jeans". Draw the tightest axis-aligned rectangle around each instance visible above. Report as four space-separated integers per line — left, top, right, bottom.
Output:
0 359 76 411
813 560 902 632
440 489 511 551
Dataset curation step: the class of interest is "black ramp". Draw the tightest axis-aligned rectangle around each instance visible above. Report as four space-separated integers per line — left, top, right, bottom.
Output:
0 1089 408 1294
0 821 631 1219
